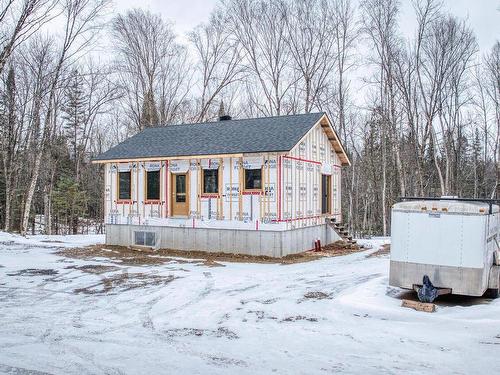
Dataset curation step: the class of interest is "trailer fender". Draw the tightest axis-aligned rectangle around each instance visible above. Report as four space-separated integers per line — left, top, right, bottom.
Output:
488 265 500 289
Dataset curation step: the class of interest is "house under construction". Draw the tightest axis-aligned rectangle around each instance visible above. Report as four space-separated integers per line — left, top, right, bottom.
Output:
93 112 350 257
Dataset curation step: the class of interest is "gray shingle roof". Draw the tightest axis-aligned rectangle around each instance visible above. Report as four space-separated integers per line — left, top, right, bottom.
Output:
94 112 326 161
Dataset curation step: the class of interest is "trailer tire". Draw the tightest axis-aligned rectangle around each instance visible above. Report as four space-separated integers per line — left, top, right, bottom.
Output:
487 267 500 298
487 288 499 299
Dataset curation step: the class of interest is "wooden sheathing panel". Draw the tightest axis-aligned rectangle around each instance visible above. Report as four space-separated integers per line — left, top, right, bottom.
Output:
266 153 271 219
104 163 111 222
238 157 243 220
229 157 233 220
218 157 223 219
167 160 171 218
262 153 277 223
194 159 201 218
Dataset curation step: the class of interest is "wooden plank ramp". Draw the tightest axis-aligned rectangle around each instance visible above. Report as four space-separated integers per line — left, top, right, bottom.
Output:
401 299 436 313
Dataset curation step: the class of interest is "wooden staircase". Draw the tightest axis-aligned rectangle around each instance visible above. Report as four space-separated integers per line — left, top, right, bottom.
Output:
326 218 357 245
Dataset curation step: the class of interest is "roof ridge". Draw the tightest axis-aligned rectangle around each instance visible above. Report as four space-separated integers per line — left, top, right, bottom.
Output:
148 111 325 129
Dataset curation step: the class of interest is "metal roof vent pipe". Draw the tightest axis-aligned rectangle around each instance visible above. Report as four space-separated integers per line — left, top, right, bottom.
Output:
218 100 232 121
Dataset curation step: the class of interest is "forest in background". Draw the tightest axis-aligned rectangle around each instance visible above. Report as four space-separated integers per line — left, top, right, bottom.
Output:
0 0 499 236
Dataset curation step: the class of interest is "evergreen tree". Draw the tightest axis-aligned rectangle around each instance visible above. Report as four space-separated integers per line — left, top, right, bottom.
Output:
52 176 87 234
471 128 483 198
62 69 87 181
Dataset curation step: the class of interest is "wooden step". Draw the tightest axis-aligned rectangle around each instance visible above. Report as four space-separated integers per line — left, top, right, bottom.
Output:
401 299 436 313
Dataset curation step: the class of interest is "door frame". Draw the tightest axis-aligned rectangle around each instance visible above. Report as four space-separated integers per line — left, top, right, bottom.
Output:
170 172 190 217
321 174 332 215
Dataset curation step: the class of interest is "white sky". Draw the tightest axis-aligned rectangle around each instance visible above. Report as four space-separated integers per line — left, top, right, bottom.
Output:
112 0 499 53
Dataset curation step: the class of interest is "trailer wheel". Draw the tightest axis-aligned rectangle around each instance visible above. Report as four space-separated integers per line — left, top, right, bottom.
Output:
486 288 499 299
486 267 500 298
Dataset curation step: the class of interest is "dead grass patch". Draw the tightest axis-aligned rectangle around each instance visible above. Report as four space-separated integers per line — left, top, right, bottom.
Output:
74 272 177 295
58 240 368 266
7 268 59 277
65 264 119 274
165 327 238 340
303 291 331 300
282 315 318 322
58 244 323 265
312 240 366 257
366 243 391 258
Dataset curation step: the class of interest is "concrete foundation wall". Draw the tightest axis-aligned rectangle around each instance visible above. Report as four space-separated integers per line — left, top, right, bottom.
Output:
106 223 341 257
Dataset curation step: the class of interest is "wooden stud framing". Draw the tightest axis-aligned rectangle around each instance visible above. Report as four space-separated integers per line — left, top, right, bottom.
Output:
238 157 243 221
229 157 233 220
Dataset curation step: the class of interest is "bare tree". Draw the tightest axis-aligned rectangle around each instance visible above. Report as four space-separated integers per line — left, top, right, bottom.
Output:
189 9 243 122
20 0 110 235
227 0 295 116
413 0 477 195
112 8 190 130
285 0 336 113
361 0 403 235
0 0 58 75
484 41 500 198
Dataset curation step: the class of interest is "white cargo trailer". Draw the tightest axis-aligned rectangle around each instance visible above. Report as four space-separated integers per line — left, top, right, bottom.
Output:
389 197 500 300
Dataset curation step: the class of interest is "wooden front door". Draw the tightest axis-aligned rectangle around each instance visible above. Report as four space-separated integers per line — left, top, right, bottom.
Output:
171 173 189 216
321 174 331 214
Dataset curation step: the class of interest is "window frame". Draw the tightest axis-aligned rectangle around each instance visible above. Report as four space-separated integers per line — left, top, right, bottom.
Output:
134 231 156 247
202 167 220 195
145 169 161 202
117 170 132 203
243 167 264 192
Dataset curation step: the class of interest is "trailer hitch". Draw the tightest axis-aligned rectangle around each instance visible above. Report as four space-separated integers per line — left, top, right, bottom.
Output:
414 275 452 303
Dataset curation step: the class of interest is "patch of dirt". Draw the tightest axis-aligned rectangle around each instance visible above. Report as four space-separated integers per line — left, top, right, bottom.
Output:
57 239 370 266
282 315 318 322
159 247 322 264
7 268 59 277
57 245 174 266
199 259 225 267
208 356 247 367
73 272 177 295
313 240 365 257
260 298 279 304
57 244 323 265
65 264 120 274
244 310 278 322
366 243 391 258
165 327 239 340
303 291 331 300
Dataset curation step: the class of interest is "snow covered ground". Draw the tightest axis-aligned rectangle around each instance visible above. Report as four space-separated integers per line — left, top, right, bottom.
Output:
0 232 499 375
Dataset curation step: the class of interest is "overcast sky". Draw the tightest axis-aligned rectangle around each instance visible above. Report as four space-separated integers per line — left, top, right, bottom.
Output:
113 0 499 53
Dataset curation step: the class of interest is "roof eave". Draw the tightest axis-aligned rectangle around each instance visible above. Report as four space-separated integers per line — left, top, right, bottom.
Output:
319 114 351 166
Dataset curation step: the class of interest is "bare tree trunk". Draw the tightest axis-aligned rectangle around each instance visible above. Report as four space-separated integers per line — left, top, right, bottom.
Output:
21 154 41 235
3 174 11 231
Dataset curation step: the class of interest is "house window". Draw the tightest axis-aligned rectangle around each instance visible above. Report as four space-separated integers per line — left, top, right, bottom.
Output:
134 231 156 247
244 168 262 190
118 171 131 200
146 170 160 200
203 169 219 194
